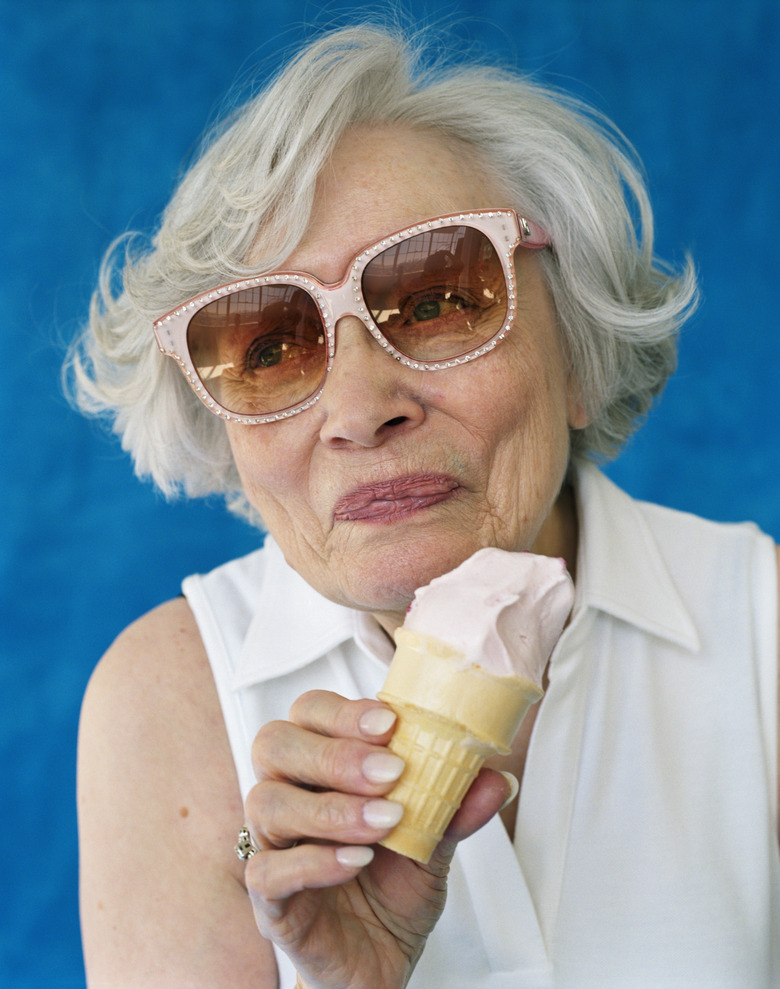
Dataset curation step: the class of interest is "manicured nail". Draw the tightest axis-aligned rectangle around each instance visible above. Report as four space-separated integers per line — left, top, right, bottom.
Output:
359 707 397 736
362 799 404 829
335 845 375 869
362 751 405 784
499 771 519 809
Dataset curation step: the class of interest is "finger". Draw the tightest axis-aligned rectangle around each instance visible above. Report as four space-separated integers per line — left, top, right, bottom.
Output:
247 844 375 922
251 720 404 795
289 690 397 742
246 780 404 848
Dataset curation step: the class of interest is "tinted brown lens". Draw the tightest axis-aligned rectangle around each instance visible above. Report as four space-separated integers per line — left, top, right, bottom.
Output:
187 284 327 416
361 226 507 361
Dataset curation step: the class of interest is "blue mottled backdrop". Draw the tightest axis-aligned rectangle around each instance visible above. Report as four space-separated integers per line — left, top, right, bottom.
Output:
1 0 778 985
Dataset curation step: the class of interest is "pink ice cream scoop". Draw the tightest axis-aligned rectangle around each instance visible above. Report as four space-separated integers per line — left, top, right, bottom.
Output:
403 547 575 684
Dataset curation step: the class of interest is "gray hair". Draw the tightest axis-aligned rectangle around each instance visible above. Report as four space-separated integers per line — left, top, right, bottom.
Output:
67 23 697 518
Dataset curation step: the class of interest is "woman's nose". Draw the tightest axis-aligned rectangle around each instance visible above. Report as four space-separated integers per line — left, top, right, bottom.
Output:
316 316 425 447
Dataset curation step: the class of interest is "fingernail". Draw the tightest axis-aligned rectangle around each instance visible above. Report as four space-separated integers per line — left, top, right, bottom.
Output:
362 751 405 784
359 707 397 736
362 799 404 829
499 771 519 810
336 845 375 869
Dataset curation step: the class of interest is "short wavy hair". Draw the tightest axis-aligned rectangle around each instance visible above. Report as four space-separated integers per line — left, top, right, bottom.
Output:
67 23 697 520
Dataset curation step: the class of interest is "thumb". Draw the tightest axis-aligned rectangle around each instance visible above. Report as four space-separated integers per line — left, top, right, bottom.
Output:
426 768 517 874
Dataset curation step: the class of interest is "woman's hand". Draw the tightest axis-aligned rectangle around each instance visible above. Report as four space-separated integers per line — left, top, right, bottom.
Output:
244 689 511 989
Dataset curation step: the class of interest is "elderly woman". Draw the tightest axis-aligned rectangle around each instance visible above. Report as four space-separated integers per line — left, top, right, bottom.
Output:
73 25 779 989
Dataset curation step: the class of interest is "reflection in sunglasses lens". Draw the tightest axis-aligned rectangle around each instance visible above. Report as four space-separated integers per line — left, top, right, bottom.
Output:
363 227 506 361
188 284 327 417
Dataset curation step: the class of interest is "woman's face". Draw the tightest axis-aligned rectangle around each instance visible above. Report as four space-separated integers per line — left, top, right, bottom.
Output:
225 125 585 625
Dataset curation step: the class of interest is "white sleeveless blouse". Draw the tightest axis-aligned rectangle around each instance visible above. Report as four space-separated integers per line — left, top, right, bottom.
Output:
183 463 779 987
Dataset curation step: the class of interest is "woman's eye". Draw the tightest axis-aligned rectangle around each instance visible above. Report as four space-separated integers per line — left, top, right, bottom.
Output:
243 328 323 373
406 293 470 324
249 340 286 368
412 299 445 322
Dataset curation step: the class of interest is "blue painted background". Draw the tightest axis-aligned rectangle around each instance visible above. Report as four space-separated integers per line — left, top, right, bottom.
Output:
2 1 778 984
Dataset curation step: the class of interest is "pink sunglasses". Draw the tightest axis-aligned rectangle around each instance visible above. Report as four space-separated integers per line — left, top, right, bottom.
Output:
153 208 549 424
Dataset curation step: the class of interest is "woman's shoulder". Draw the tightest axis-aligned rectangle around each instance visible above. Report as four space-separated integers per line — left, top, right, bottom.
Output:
83 597 209 724
79 596 238 814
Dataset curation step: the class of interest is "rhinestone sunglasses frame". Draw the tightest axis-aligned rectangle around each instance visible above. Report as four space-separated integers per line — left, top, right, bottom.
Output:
152 208 550 425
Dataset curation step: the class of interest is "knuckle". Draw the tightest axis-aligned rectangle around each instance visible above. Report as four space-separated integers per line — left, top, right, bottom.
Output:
243 786 274 843
287 689 318 722
245 781 299 847
244 781 263 821
288 689 337 724
251 720 292 779
244 852 278 905
320 736 363 789
310 792 357 834
247 779 281 820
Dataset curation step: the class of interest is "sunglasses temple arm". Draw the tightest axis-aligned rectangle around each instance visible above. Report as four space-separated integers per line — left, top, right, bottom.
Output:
518 216 550 249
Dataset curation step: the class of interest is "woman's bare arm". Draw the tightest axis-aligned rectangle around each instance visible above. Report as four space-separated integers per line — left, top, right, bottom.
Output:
77 597 277 987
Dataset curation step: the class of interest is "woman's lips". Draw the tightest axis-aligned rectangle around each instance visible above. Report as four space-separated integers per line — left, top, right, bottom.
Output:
333 474 461 521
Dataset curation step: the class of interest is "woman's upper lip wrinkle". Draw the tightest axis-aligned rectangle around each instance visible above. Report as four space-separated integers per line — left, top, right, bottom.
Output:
332 473 461 520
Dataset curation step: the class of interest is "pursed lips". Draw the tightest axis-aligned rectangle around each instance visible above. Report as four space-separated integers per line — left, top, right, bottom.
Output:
332 473 461 522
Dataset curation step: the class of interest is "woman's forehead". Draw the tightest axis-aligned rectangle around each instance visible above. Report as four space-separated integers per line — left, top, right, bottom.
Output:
274 126 505 278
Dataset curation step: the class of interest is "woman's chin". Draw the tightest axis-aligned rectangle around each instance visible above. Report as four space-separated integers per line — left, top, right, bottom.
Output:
321 535 488 615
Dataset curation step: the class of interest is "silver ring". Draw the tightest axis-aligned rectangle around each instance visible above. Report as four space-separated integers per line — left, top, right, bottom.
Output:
235 826 260 861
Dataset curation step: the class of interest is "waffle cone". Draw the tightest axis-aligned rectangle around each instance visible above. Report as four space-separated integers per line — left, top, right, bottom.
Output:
377 627 543 863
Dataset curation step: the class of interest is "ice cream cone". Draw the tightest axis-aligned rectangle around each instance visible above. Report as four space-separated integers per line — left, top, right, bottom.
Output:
377 626 543 863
